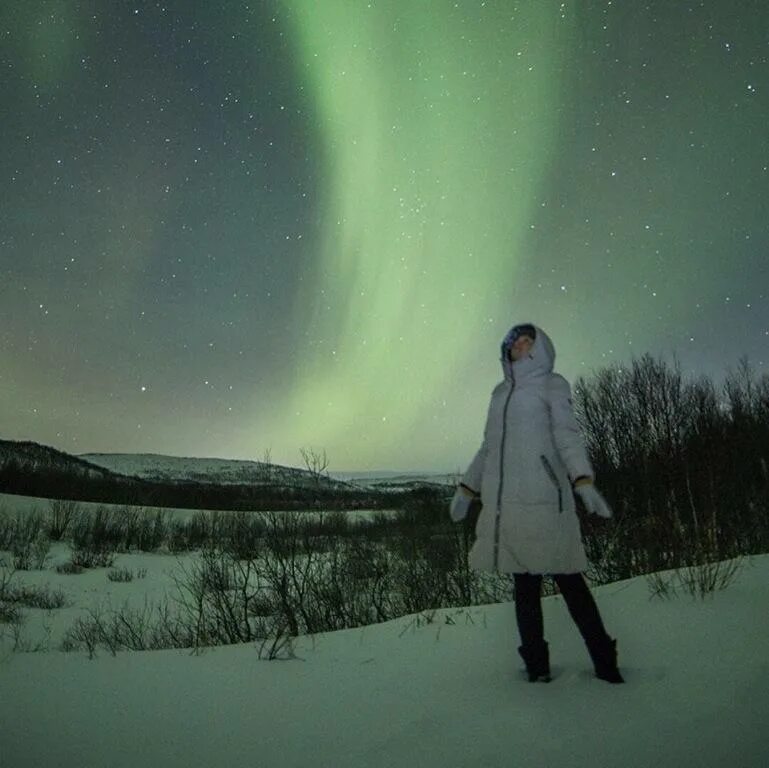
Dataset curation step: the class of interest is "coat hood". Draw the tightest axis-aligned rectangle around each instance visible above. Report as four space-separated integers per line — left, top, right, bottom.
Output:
500 323 555 381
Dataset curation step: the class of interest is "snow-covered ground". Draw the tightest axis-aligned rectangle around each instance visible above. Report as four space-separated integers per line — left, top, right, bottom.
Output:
1 498 767 767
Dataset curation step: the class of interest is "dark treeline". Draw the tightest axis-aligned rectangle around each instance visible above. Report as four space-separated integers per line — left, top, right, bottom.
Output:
575 354 769 582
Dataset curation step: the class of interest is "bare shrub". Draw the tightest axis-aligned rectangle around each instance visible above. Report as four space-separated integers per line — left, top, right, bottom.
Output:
170 546 264 647
187 510 214 549
134 508 168 552
56 561 85 575
47 498 81 541
6 583 69 610
107 567 146 583
0 505 15 549
220 511 265 560
57 493 511 656
71 548 116 569
12 530 51 571
648 555 743 600
575 355 769 584
300 446 329 486
166 510 213 553
0 599 23 625
69 506 120 567
0 562 21 624
4 510 49 570
255 616 296 660
0 561 68 616
645 569 678 600
677 556 743 598
167 519 189 553
60 599 193 658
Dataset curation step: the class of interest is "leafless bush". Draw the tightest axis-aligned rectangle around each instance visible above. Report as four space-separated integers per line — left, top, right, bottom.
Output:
169 546 266 648
0 560 68 626
0 599 23 625
56 561 85 575
47 498 81 540
167 510 213 552
0 562 20 624
12 530 51 571
107 567 147 583
60 599 194 658
69 506 120 567
56 492 511 656
131 508 169 552
3 510 50 570
255 616 296 660
71 547 115 569
6 582 69 610
677 556 743 598
0 505 15 549
576 354 769 586
300 446 329 486
647 553 743 600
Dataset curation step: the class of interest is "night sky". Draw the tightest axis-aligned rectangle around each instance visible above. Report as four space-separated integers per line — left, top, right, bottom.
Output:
2 1 768 472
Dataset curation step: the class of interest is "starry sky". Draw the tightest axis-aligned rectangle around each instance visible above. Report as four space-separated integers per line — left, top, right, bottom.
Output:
1 1 768 473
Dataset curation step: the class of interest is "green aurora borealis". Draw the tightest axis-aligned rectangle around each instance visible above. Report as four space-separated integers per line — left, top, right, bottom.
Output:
1 1 768 471
276 2 573 467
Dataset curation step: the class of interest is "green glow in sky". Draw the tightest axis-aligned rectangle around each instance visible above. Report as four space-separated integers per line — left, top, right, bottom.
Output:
7 2 764 472
270 1 575 469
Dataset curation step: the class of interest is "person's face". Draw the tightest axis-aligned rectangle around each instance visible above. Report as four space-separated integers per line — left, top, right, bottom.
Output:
509 334 534 361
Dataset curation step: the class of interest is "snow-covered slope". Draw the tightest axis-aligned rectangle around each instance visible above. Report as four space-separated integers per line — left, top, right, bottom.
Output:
0 440 122 480
80 452 349 488
2 551 767 768
332 470 458 488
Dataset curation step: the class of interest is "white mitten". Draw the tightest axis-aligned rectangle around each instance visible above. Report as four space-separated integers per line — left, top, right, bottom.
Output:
574 483 613 518
449 486 475 522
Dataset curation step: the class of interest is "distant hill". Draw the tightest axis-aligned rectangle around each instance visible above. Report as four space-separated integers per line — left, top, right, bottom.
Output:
335 471 457 489
80 452 351 490
0 440 414 511
0 440 133 482
79 453 456 491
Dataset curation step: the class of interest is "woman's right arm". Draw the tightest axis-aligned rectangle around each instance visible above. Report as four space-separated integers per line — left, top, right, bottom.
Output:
461 420 489 495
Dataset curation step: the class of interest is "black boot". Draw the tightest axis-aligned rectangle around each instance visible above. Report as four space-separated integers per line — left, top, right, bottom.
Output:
586 637 624 683
518 642 551 683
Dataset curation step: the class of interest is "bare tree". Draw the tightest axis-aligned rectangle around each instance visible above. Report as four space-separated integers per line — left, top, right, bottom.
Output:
261 447 273 483
300 447 329 486
48 499 81 541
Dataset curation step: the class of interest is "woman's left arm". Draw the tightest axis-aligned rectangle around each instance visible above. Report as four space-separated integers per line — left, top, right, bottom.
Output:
547 374 593 485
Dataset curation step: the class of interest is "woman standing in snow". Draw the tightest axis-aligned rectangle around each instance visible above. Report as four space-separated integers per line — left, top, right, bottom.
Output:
450 323 624 684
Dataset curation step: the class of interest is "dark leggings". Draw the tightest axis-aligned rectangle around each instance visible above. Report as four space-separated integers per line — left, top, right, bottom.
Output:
513 572 608 649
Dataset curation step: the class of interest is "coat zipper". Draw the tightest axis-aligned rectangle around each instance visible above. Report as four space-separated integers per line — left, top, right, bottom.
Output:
493 381 515 570
540 455 563 513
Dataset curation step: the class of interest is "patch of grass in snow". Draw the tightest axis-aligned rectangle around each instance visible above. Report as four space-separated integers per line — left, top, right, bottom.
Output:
107 567 147 582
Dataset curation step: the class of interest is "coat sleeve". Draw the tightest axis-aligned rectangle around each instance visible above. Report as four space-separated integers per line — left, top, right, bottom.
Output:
547 374 594 483
461 412 490 495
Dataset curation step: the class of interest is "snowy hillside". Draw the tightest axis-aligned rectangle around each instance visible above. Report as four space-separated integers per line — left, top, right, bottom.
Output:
2 543 767 767
80 452 349 489
0 440 121 480
332 470 458 488
78 452 454 491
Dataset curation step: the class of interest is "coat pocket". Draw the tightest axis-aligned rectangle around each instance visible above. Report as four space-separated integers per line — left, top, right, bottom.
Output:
539 455 563 513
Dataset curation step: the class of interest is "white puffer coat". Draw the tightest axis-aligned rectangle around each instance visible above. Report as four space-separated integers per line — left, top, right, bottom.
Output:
462 325 593 574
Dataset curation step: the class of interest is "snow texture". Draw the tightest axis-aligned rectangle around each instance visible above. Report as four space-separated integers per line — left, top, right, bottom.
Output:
1 498 767 767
